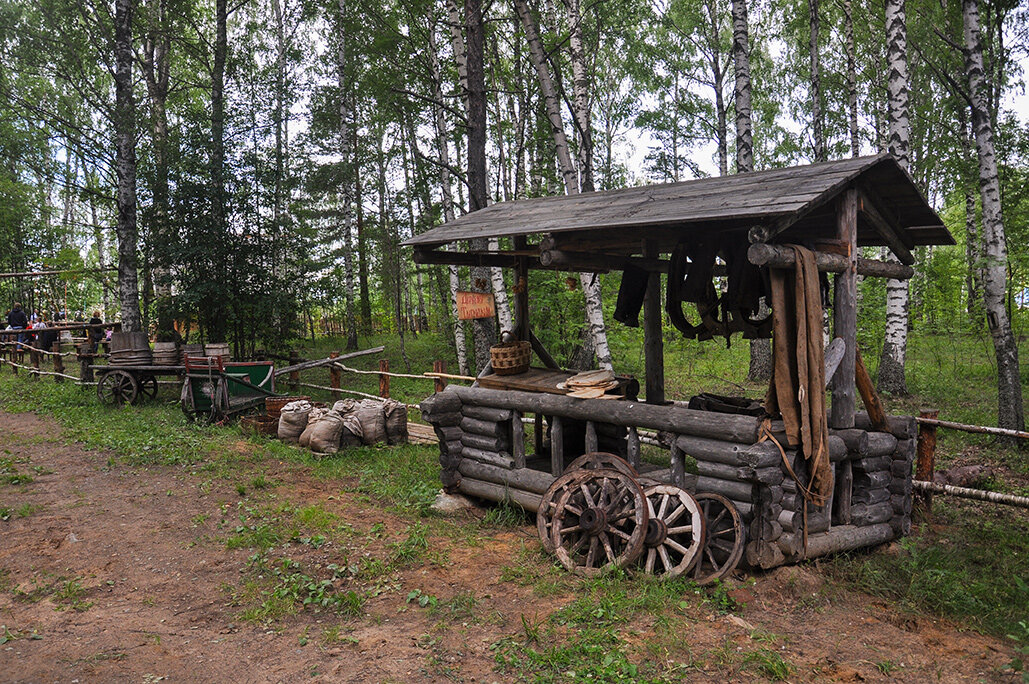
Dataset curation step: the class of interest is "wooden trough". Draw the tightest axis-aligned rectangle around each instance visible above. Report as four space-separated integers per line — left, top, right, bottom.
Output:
407 155 953 573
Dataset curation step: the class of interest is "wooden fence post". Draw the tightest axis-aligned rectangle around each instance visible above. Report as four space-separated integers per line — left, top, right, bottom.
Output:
52 340 64 383
289 349 300 393
31 348 40 379
329 351 341 400
79 343 94 384
433 360 446 393
914 408 939 520
379 359 390 398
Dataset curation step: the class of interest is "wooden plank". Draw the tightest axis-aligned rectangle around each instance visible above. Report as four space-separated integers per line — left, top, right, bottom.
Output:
626 426 641 471
585 421 598 453
747 243 914 279
854 347 889 431
528 331 561 371
551 415 564 476
857 188 914 264
670 444 686 488
643 239 664 405
831 189 858 429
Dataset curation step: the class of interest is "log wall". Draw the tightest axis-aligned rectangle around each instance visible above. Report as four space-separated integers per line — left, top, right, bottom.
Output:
420 386 916 570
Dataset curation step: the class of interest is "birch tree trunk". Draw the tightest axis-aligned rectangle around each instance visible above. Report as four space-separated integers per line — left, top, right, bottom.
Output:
963 0 1024 431
115 0 142 332
877 0 911 395
808 0 825 161
337 0 358 350
844 0 860 157
427 25 469 375
565 0 593 192
732 0 770 381
958 107 983 323
465 0 497 372
515 0 612 370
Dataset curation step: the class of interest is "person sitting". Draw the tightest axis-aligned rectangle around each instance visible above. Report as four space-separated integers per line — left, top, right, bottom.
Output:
35 319 58 354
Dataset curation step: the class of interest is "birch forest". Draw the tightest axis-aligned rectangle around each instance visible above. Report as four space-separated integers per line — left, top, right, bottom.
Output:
0 0 1026 427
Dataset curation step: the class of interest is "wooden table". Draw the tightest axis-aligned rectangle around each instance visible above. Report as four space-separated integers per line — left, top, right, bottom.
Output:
476 367 639 398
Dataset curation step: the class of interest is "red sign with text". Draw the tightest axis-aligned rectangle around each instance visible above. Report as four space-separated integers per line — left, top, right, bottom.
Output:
456 291 496 320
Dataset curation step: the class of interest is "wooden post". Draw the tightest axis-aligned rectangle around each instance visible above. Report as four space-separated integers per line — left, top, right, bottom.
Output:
642 239 664 404
514 237 530 342
626 426 641 471
551 415 564 476
854 347 888 431
585 421 598 453
914 408 939 519
289 349 300 393
534 413 544 456
52 340 64 383
379 359 390 398
511 411 526 469
831 189 858 428
833 460 853 525
31 348 40 379
433 360 447 393
79 349 93 384
670 443 686 488
329 351 341 400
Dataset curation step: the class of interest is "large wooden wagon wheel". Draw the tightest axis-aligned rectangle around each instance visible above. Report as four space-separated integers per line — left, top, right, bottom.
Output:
566 451 638 478
692 493 745 585
638 485 705 578
134 374 158 404
538 453 639 553
550 468 648 576
97 370 139 406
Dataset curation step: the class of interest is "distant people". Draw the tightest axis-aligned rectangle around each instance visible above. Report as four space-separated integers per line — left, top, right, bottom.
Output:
88 310 103 353
6 303 28 348
35 318 58 353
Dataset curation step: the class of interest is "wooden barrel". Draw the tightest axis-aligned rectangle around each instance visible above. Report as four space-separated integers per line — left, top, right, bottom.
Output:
204 343 231 361
180 343 204 364
109 331 152 365
152 341 179 366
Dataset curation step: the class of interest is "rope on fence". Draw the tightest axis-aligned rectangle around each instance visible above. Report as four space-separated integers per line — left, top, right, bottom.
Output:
0 342 78 357
329 362 433 381
916 416 1029 441
296 381 422 411
0 358 83 381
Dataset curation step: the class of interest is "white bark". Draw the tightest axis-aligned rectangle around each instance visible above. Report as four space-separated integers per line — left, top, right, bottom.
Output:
488 237 514 334
565 0 593 191
845 0 859 157
878 0 911 395
337 0 357 350
809 0 825 161
428 24 469 375
963 0 1024 431
515 0 612 370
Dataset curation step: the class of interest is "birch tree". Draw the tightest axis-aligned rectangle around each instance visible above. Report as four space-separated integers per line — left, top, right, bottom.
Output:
515 0 613 370
962 0 1024 431
115 0 142 332
336 0 357 350
877 0 911 395
809 0 825 161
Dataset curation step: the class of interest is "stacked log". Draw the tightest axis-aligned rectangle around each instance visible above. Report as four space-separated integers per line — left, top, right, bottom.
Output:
459 405 514 469
889 437 916 536
419 391 464 489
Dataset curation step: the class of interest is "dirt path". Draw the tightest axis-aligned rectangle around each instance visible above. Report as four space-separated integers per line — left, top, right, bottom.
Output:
0 411 1016 682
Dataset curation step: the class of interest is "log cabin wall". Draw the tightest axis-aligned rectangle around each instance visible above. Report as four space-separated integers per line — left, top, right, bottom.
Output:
420 386 918 571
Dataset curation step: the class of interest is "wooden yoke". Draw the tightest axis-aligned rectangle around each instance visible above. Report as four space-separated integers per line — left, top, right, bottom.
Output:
831 189 858 429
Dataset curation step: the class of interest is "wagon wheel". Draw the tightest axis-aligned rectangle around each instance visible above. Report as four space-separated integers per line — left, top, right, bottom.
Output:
638 485 705 578
692 493 745 585
134 374 158 404
566 451 638 478
538 454 639 554
537 470 581 554
550 468 648 576
96 370 139 407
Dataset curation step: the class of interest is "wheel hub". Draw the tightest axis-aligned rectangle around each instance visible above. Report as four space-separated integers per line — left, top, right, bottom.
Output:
579 507 608 535
644 517 668 547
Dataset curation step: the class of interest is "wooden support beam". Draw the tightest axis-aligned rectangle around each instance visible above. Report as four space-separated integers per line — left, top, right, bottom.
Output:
511 411 526 469
914 408 939 519
514 236 530 341
857 190 914 265
379 359 390 398
747 243 914 279
329 351 341 399
528 330 560 370
642 239 665 404
831 189 858 429
551 415 564 476
854 348 888 431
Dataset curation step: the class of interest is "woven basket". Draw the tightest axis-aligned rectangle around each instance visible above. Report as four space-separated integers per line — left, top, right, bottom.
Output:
490 339 531 376
265 395 310 419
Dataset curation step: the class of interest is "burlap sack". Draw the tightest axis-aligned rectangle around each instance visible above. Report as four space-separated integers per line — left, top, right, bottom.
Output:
301 410 344 454
356 399 387 445
298 407 328 449
277 400 312 443
382 399 408 445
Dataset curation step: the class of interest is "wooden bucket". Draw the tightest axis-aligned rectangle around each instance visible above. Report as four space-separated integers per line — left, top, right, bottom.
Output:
152 341 179 366
109 331 153 365
490 339 531 376
204 342 231 361
265 395 310 419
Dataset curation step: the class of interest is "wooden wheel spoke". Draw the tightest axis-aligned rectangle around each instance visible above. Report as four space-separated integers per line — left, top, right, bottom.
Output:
665 538 691 556
657 493 670 519
645 548 657 573
559 525 583 535
711 539 736 554
709 508 727 528
667 525 693 535
608 526 631 541
664 503 687 525
600 533 617 564
564 504 582 516
658 545 673 573
579 483 596 508
585 536 599 566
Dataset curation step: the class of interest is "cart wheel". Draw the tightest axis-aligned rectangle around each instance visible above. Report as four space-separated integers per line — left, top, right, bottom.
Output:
550 468 648 576
638 485 705 578
566 451 638 478
135 374 158 404
692 493 745 585
97 370 139 407
537 470 582 554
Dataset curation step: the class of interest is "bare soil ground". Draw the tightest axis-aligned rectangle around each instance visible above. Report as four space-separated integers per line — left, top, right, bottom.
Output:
0 410 1017 683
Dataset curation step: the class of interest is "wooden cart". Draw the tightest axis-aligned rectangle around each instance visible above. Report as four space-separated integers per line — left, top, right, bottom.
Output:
180 356 278 421
91 364 186 406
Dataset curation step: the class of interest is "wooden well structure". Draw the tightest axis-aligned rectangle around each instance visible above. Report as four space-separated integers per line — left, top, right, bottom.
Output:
406 155 954 571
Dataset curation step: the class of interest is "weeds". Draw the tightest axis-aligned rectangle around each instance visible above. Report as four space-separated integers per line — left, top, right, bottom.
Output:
743 649 792 681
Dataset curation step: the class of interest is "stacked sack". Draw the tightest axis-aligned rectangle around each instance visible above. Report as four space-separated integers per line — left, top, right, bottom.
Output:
277 397 409 454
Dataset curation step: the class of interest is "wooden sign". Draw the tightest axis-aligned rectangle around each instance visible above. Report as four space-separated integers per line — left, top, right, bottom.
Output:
456 291 496 320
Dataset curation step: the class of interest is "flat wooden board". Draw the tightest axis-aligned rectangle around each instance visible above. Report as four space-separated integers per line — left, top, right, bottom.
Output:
477 367 633 397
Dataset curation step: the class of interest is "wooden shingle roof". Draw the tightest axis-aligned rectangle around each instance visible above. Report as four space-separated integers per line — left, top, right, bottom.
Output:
404 154 953 253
